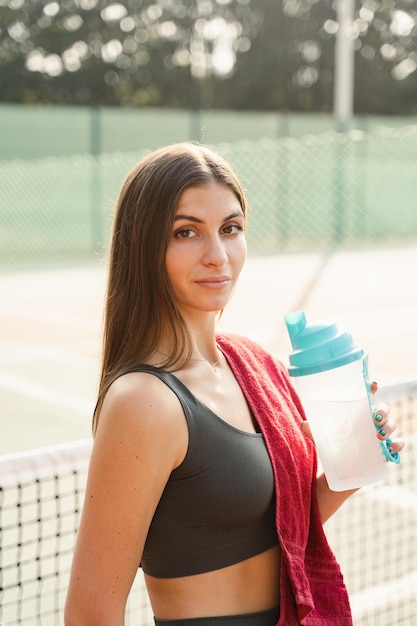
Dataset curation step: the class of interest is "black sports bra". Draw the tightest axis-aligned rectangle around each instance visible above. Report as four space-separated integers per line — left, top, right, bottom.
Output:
134 368 278 578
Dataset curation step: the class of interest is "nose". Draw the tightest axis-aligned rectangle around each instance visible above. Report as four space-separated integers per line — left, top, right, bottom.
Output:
203 234 228 266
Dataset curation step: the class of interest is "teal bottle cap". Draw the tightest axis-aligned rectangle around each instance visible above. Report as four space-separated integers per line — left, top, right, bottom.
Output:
285 310 364 377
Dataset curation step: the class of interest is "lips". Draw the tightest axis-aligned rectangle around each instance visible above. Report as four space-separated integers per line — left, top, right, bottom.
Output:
194 276 231 288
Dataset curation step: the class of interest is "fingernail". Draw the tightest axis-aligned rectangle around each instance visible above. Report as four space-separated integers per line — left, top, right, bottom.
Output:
379 429 386 437
375 414 383 423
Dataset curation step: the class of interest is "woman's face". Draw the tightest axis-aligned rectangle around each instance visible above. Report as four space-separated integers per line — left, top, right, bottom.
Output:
165 181 247 319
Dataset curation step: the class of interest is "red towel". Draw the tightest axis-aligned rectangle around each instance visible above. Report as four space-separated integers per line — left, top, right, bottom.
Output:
217 333 353 626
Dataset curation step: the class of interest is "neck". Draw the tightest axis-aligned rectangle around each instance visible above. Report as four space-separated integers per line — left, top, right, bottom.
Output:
154 312 221 369
189 349 224 368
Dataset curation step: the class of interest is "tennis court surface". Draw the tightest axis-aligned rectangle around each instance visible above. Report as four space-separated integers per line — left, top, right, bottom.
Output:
1 245 416 455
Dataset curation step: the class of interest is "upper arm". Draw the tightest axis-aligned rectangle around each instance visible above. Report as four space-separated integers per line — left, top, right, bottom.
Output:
65 373 187 625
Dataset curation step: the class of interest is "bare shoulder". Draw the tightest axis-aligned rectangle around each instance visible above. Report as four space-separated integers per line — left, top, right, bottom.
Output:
102 370 184 428
95 371 187 470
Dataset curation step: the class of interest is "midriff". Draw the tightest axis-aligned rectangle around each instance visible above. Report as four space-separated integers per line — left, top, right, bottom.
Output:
144 544 281 620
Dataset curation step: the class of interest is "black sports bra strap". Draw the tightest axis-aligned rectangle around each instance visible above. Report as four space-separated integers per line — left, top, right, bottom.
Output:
125 366 196 417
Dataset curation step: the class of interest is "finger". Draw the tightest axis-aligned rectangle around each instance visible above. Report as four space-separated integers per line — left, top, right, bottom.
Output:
373 403 389 427
370 381 378 394
386 438 405 455
376 418 397 441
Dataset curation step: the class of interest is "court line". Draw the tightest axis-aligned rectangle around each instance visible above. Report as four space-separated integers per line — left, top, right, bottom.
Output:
0 370 92 415
0 301 100 331
0 338 99 367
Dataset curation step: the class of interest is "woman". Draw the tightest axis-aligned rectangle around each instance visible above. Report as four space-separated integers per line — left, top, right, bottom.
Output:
64 142 403 626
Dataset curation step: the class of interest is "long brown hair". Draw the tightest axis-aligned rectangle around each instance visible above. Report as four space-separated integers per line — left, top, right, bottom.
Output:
93 142 247 433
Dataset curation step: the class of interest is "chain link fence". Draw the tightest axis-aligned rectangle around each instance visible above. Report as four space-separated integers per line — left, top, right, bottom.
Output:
1 123 416 269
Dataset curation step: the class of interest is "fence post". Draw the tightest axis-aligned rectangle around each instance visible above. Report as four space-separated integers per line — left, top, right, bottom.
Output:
354 117 369 239
277 110 290 245
90 107 102 253
189 108 202 143
333 0 355 133
332 0 355 245
333 134 347 244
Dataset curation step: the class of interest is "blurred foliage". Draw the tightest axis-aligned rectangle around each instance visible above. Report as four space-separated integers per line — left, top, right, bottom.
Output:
0 0 416 113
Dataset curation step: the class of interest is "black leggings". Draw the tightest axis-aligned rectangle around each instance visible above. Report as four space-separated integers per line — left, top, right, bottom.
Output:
154 606 280 626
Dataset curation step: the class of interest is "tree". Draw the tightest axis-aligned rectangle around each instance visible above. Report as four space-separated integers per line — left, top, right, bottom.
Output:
0 0 257 106
0 0 416 113
217 0 417 114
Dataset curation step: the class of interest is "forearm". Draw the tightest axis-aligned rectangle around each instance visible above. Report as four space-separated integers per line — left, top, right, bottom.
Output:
316 472 359 524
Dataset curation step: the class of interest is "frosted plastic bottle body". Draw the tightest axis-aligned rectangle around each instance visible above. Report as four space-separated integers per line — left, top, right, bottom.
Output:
293 359 387 491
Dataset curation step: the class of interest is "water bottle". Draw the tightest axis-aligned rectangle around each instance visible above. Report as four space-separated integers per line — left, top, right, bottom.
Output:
284 310 399 491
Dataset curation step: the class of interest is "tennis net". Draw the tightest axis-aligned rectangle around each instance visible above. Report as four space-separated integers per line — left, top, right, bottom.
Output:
0 440 151 626
0 379 416 626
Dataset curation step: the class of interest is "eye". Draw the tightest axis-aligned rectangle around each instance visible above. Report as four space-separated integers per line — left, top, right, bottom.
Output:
222 223 244 235
174 228 197 239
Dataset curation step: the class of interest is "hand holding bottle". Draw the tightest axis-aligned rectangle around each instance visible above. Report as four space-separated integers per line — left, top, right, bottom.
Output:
285 311 403 491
